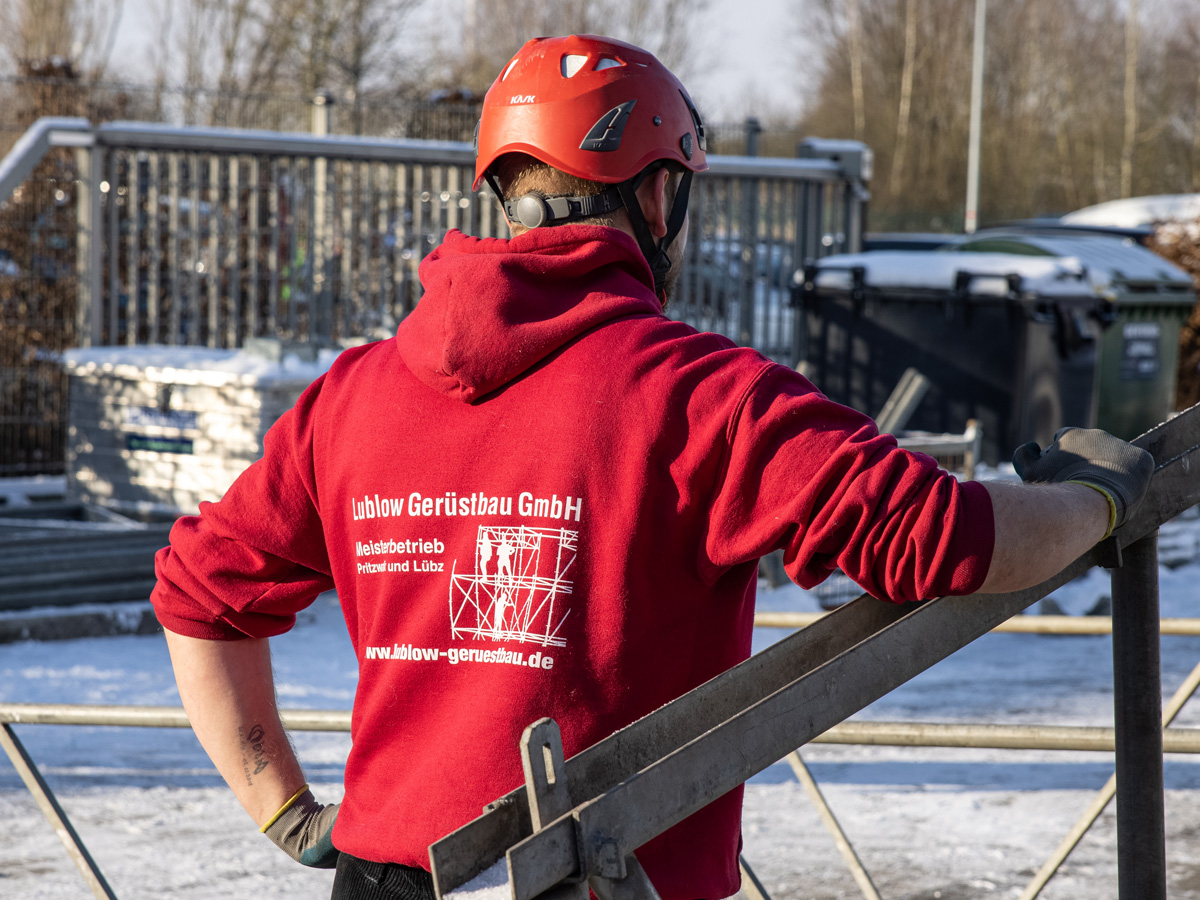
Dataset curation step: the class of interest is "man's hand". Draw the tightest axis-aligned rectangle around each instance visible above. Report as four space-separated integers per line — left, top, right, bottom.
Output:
1012 427 1154 537
262 785 340 868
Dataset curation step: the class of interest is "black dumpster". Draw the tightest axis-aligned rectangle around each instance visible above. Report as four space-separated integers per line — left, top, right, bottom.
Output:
796 252 1110 465
948 229 1196 440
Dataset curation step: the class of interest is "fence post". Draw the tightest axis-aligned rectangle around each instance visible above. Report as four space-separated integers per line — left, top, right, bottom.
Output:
738 121 762 348
1110 532 1166 899
311 90 334 345
74 142 103 347
744 117 761 157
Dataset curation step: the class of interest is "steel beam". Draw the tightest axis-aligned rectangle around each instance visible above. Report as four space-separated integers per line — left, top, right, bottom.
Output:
0 703 352 732
0 723 116 899
1111 534 1166 900
738 857 771 900
812 721 1200 753
0 117 90 203
431 403 1200 898
1018 657 1200 900
72 122 846 183
5 703 1200 754
429 593 912 893
537 563 1095 900
874 367 931 434
787 751 880 900
752 611 1200 635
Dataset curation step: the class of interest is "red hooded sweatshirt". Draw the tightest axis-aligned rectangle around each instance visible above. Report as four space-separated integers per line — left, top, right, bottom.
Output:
152 225 993 900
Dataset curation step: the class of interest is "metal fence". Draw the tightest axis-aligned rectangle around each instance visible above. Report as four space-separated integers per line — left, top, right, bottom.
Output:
0 117 869 476
4 403 1198 900
426 405 1199 900
0 75 801 155
0 76 485 154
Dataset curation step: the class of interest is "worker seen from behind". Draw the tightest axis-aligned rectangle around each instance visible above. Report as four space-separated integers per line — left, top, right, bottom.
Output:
151 33 1153 900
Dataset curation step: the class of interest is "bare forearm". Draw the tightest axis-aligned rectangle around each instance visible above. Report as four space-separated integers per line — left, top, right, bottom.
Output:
164 630 305 825
977 481 1110 595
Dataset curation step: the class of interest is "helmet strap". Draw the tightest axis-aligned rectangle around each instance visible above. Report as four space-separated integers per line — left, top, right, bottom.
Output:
485 174 624 229
616 167 693 298
487 165 695 301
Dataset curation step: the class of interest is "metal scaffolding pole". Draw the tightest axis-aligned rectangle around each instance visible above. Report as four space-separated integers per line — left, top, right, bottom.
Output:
753 611 1200 635
1111 533 1166 900
0 723 116 899
1018 657 1200 900
431 402 1200 899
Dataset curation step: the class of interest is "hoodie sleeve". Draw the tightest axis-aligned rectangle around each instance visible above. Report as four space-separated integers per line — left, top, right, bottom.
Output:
150 376 335 640
703 363 994 604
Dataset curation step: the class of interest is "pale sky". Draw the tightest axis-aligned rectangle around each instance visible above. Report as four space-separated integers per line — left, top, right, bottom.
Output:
108 0 808 124
689 0 809 121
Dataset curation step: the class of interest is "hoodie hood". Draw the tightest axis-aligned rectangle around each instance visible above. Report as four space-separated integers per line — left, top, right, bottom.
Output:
396 226 662 402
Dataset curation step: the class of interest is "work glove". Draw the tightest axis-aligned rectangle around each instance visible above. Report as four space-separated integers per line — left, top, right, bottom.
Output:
261 785 339 868
1012 427 1154 539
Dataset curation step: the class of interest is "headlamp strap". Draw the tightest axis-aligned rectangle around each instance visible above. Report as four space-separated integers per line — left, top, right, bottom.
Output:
500 187 623 229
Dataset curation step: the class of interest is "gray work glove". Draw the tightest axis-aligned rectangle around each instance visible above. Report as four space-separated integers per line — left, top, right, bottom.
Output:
1012 427 1154 537
262 786 339 868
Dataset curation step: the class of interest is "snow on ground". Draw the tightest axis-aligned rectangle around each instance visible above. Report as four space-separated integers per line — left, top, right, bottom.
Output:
4 557 1200 898
61 345 343 388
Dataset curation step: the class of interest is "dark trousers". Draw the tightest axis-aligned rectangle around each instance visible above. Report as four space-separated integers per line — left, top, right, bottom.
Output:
331 852 437 900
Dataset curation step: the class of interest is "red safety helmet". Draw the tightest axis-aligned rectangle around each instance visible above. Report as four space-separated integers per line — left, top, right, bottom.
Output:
474 35 707 297
473 34 708 190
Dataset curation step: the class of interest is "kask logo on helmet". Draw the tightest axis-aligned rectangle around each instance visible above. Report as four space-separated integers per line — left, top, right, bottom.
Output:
509 95 536 105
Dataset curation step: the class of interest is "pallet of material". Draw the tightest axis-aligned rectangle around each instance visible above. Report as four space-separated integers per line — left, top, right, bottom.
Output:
63 343 339 515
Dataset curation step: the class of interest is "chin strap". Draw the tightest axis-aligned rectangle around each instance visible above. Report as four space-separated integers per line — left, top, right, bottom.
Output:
615 167 694 298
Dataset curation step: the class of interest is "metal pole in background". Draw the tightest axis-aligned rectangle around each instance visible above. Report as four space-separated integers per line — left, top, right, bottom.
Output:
0 723 117 899
1110 532 1166 899
74 143 104 347
311 91 333 345
964 0 986 233
738 121 762 347
744 117 762 157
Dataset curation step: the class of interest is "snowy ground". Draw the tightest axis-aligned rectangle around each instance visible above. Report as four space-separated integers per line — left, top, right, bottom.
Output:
4 551 1200 899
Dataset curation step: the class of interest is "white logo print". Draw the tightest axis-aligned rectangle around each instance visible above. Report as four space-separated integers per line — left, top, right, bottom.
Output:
449 525 577 647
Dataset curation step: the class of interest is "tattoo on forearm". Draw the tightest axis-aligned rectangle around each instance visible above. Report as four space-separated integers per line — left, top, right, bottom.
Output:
238 723 272 786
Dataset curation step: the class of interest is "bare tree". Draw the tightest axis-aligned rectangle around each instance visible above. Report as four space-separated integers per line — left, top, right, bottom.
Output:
142 0 424 130
0 0 124 80
449 0 713 95
0 0 74 68
791 0 1200 228
328 0 423 132
1195 68 1200 191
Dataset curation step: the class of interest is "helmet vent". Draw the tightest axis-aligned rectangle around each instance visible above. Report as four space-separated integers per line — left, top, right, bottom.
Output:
579 100 637 152
501 58 520 81
561 54 589 78
595 57 623 71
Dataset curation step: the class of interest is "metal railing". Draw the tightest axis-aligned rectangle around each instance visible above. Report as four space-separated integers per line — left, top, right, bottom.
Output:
4 407 1199 900
4 624 1199 899
0 76 484 150
0 117 868 476
0 76 810 151
426 404 1200 900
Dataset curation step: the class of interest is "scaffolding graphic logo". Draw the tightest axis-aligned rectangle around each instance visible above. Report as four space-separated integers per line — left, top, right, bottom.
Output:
449 525 577 648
